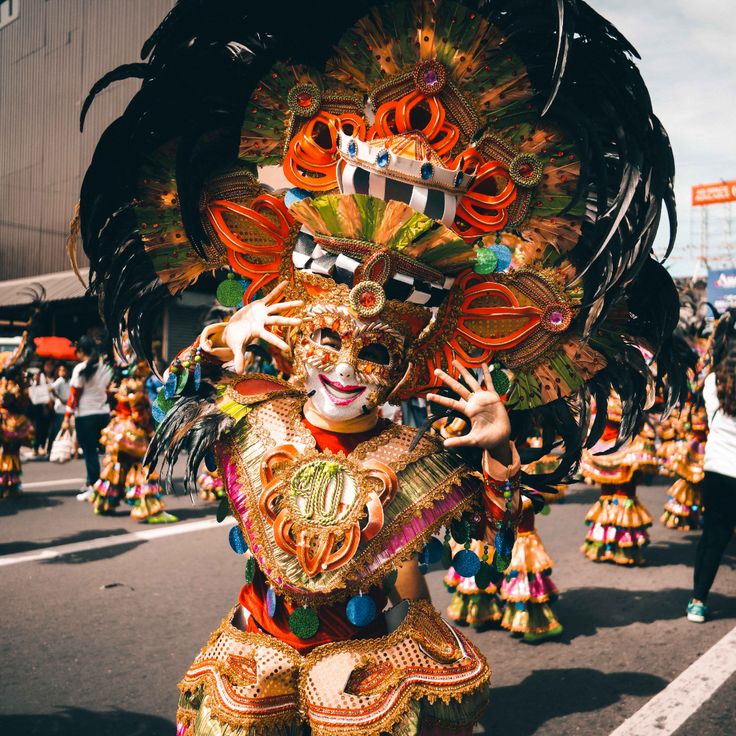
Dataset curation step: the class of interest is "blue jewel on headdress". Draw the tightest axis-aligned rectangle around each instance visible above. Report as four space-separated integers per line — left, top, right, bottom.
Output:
376 150 390 168
228 525 248 555
421 162 433 180
164 370 178 399
346 594 377 627
452 549 481 578
193 362 202 391
347 140 358 158
454 171 464 187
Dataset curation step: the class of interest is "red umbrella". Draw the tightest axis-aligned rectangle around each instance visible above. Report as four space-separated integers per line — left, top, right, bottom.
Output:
34 336 77 361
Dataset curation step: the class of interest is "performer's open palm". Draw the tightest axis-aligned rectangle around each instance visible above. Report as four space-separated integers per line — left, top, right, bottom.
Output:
219 281 303 374
426 361 510 451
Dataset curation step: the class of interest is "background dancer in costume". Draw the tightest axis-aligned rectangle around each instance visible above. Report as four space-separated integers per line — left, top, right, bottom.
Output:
499 497 562 643
580 395 658 566
0 382 34 499
92 376 177 522
688 310 736 623
661 405 707 531
77 1 683 732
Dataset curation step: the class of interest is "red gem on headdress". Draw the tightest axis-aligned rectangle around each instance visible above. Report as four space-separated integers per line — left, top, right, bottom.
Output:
359 291 377 309
297 92 313 108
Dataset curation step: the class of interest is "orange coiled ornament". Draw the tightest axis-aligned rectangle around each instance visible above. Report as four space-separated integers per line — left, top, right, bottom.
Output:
370 91 459 158
284 112 366 191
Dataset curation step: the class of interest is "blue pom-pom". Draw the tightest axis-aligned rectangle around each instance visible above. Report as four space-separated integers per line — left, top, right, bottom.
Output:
507 570 519 579
494 526 514 559
420 537 444 565
452 549 481 578
284 188 312 208
228 526 248 555
164 371 178 399
345 594 377 627
151 402 166 424
489 244 512 272
266 587 277 618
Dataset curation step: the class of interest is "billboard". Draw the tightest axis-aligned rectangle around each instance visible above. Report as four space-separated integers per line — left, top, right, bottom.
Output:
707 268 736 314
692 181 736 206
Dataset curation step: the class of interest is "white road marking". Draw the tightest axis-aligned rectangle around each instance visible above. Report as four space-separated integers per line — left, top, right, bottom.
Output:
21 478 85 489
609 624 736 736
0 517 234 568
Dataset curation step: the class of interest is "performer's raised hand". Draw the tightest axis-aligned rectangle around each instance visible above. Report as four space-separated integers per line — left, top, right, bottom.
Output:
202 281 303 374
426 361 511 454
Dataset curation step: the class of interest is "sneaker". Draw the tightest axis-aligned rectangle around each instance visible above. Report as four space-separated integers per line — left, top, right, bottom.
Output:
76 486 94 502
687 598 708 623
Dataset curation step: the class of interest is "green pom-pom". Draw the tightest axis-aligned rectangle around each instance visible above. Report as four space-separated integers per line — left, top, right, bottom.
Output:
288 607 319 639
217 278 245 307
216 496 230 523
382 569 399 594
244 556 256 584
474 562 494 590
491 366 510 396
540 504 551 516
474 248 498 275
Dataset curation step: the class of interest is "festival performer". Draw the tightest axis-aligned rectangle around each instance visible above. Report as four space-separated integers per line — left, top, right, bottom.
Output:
91 375 177 522
580 396 658 565
196 466 225 503
661 405 707 531
0 381 34 499
78 0 682 732
499 497 562 643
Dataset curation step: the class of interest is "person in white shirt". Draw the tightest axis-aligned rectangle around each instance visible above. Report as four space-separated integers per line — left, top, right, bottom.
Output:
61 336 112 499
47 364 70 451
688 310 736 623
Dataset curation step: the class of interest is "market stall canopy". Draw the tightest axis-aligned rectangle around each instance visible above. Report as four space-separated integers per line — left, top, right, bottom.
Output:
0 269 88 308
34 336 77 361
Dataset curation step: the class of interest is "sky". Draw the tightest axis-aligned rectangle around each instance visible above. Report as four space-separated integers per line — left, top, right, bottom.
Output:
595 0 736 277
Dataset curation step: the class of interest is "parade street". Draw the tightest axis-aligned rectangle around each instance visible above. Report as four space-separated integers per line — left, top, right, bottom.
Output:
0 459 733 736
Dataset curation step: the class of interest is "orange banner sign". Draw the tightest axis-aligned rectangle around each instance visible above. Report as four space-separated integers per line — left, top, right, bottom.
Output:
692 181 736 206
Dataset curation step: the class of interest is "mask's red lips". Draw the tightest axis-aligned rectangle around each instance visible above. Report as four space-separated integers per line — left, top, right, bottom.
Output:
318 374 366 405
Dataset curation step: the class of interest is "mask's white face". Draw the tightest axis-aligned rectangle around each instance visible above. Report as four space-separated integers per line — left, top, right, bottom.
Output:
296 309 406 423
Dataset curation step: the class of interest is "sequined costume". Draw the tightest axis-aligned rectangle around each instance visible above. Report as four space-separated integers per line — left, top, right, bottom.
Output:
661 406 707 531
580 398 657 565
91 377 177 522
0 381 34 498
78 1 682 733
499 498 561 642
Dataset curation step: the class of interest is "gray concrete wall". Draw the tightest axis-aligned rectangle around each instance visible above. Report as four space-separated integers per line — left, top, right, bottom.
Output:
0 0 174 279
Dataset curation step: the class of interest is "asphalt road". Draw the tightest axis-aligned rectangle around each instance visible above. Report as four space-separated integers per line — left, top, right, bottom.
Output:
1 458 735 736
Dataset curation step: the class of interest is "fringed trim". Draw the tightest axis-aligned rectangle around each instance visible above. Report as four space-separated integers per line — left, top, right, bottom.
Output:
446 590 502 629
501 601 561 634
580 539 647 566
584 494 653 529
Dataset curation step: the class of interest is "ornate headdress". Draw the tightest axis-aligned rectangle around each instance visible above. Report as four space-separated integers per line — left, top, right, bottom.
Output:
78 0 683 484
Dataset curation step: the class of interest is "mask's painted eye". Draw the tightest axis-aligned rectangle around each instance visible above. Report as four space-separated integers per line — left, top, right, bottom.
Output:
358 343 390 365
310 328 342 350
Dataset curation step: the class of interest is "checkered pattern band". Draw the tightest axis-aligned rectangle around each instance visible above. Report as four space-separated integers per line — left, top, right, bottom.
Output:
291 231 453 307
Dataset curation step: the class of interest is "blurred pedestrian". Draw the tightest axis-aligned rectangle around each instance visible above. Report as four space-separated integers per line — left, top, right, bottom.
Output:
26 362 55 456
61 336 113 501
47 363 70 451
688 310 736 623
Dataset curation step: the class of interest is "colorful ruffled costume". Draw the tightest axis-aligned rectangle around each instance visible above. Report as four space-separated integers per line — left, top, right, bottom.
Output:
0 380 34 498
499 498 561 642
661 406 707 531
92 377 176 522
197 467 225 503
77 0 683 733
581 400 657 565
